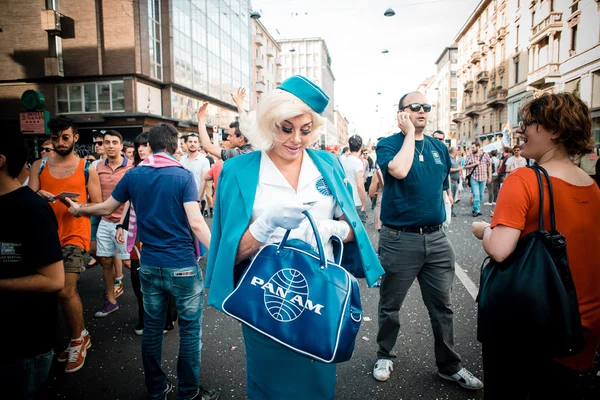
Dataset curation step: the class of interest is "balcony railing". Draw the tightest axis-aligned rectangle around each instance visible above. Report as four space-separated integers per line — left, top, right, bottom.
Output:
254 34 265 47
487 88 508 108
265 46 275 57
255 59 264 69
497 26 507 39
465 102 484 117
452 112 466 122
256 81 266 93
276 73 283 85
477 71 489 84
530 12 563 44
275 56 282 66
464 81 474 93
470 51 481 64
527 63 560 87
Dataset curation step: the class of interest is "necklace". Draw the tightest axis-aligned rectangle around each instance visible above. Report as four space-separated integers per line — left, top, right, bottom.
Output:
415 140 425 162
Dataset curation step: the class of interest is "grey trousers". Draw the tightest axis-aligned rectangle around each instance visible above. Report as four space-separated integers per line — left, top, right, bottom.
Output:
376 227 462 375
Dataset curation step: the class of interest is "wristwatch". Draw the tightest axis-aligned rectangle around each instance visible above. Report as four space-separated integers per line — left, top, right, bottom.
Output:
116 224 124 230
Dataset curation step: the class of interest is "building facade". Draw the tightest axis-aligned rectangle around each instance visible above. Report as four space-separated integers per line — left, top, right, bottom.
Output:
453 0 511 147
449 0 600 148
251 18 282 109
334 109 349 145
0 0 252 153
434 46 460 144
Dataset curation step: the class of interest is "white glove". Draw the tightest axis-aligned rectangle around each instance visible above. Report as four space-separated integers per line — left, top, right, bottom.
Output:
304 219 351 250
249 201 310 243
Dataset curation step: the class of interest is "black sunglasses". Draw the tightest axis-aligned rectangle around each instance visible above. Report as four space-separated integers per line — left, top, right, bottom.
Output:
187 133 199 137
401 103 432 112
94 141 103 146
41 147 54 153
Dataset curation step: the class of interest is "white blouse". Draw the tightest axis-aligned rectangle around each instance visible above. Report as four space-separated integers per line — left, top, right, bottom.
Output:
251 151 343 261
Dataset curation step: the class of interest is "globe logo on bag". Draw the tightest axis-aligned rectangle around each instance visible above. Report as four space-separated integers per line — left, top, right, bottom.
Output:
250 269 325 322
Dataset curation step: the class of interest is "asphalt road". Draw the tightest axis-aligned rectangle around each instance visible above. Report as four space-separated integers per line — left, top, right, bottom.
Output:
43 187 599 399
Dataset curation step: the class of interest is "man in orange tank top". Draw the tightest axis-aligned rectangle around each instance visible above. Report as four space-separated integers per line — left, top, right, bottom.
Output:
28 116 102 374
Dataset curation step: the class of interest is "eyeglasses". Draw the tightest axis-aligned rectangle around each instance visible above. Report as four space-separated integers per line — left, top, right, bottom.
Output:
40 147 54 153
401 103 432 112
436 137 444 142
94 141 103 146
187 133 199 137
519 119 538 131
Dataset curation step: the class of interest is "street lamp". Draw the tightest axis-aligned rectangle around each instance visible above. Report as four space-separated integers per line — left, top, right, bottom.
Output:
250 11 261 19
381 49 389 54
477 40 486 45
384 8 396 17
289 48 296 52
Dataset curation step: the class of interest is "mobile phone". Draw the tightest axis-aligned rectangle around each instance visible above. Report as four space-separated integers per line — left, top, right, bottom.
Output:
55 192 81 201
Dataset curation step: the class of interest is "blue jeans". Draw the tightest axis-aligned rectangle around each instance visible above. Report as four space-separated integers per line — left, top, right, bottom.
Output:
470 179 486 213
139 264 204 400
0 350 53 399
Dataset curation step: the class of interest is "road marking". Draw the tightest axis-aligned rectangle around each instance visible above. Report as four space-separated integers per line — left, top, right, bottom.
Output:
455 262 479 300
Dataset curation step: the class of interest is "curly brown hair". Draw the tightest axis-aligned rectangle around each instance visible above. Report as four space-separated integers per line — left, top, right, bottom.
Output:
519 92 595 157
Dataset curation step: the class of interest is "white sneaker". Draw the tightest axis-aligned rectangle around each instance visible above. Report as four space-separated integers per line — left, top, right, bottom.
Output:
372 359 393 382
438 368 483 390
484 202 493 205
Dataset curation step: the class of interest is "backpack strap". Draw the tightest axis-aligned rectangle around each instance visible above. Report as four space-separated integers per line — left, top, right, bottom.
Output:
38 157 48 178
84 160 90 185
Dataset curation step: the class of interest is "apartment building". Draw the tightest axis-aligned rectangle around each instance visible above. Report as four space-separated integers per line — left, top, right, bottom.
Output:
0 0 251 150
251 18 282 109
453 0 511 146
277 38 337 145
433 46 460 144
334 109 349 145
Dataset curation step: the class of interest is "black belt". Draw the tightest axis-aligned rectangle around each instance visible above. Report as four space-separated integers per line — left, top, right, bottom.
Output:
383 224 442 235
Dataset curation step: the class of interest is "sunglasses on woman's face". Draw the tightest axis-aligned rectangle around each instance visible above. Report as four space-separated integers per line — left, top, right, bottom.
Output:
401 103 432 112
41 147 54 153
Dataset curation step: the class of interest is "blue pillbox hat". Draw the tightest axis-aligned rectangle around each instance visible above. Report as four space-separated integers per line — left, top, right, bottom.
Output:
277 75 330 115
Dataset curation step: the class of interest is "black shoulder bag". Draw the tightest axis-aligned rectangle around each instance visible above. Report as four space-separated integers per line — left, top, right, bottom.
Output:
477 165 585 357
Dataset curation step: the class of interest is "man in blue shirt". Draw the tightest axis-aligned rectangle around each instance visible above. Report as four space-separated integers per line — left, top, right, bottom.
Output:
372 92 483 391
66 124 219 400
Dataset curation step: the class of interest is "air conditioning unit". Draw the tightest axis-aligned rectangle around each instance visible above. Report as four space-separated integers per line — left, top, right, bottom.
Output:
44 57 64 77
41 10 61 33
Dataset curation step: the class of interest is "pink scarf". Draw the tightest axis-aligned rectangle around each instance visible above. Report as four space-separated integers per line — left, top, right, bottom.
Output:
138 152 184 169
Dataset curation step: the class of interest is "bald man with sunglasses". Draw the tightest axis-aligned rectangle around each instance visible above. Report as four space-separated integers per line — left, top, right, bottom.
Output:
373 91 483 391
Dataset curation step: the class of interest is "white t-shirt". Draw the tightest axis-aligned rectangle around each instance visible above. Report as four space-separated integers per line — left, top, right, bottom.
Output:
506 156 527 172
491 157 500 177
341 154 364 207
180 152 210 193
252 151 343 261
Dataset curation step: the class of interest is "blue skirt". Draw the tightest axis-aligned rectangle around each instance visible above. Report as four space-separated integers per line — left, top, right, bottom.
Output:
242 325 336 400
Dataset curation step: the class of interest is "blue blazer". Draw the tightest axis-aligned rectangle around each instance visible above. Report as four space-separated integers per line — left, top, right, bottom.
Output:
205 149 384 311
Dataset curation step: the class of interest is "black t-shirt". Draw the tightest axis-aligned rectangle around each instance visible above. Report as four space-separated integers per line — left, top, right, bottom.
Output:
0 186 63 360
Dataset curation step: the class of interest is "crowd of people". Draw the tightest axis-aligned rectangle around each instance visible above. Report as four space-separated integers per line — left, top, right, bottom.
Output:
1 75 599 400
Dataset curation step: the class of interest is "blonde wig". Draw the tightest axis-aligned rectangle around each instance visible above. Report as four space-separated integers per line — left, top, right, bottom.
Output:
240 89 326 151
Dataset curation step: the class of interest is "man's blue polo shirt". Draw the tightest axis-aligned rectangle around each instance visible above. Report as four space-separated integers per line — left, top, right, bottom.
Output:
112 166 199 267
376 133 451 227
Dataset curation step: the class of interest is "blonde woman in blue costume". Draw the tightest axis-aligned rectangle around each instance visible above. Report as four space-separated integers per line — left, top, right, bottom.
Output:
205 76 384 400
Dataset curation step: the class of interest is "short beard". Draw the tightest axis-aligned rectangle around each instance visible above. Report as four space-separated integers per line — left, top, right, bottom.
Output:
54 144 74 157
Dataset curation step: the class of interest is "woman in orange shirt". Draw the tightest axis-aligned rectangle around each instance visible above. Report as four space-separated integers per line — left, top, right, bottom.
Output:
471 92 600 399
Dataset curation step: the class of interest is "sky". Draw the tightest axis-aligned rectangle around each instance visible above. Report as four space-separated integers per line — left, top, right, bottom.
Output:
253 0 481 143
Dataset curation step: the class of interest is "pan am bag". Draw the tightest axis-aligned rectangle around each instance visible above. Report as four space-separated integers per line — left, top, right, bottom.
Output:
222 211 362 363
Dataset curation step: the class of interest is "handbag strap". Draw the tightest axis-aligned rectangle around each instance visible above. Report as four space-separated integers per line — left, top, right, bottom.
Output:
278 211 327 269
536 165 558 233
529 165 557 233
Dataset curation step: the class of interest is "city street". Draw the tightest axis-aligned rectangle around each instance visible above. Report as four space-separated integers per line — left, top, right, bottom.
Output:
44 188 600 400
